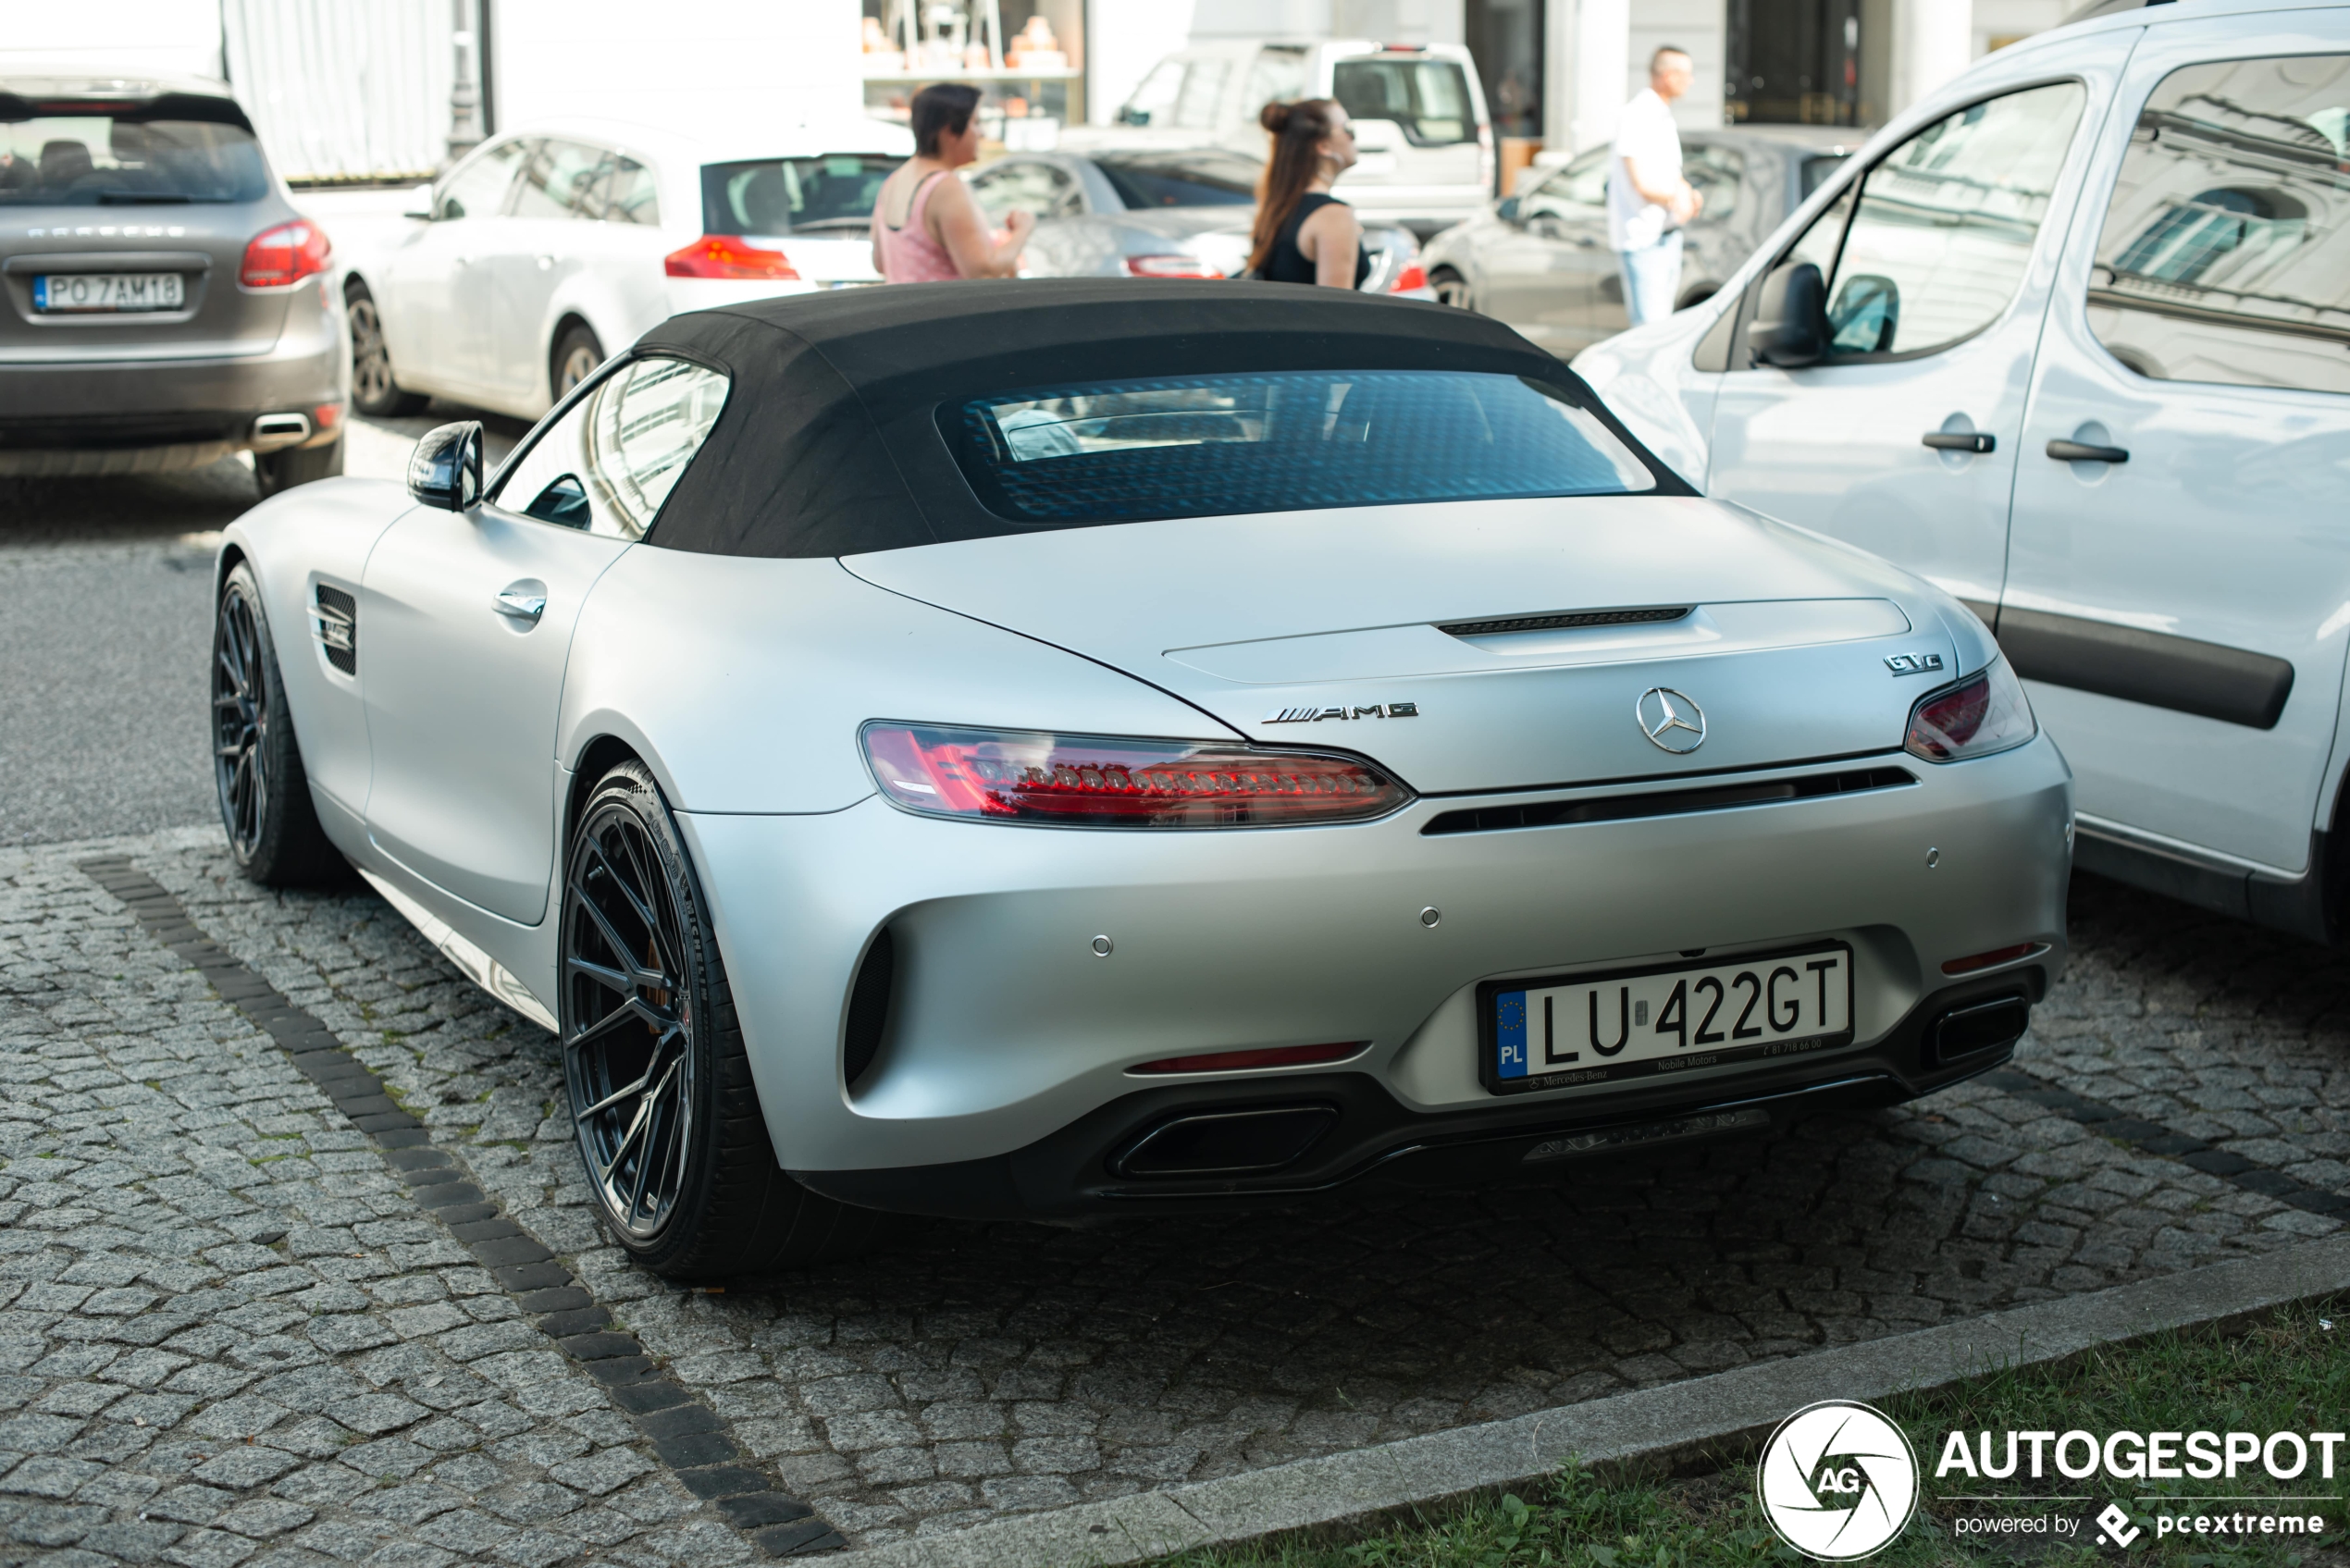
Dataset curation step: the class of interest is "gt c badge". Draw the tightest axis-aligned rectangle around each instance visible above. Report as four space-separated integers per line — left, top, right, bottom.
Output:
1885 653 1946 676
1262 701 1420 722
1636 687 1706 753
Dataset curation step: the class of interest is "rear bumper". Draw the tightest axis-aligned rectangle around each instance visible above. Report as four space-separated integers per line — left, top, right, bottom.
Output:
797 967 2046 1218
677 734 2073 1198
0 287 346 474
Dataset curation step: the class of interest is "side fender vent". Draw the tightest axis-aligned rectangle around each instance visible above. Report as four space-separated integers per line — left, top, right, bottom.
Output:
843 926 896 1092
313 585 357 675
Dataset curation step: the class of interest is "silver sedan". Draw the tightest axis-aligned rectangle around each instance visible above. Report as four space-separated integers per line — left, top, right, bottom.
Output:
970 146 1429 294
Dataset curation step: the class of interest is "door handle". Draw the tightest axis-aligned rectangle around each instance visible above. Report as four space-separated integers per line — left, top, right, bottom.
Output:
2047 438 2128 463
494 586 547 623
1922 432 1994 453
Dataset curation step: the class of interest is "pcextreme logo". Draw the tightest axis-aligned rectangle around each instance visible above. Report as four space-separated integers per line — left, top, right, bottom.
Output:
1757 1401 1921 1561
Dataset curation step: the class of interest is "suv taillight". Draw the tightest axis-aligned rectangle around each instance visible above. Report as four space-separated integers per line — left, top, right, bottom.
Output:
665 235 800 280
861 722 1412 828
241 220 331 288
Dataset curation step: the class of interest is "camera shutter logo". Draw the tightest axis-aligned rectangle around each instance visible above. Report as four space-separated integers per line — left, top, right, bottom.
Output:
1757 1401 1920 1560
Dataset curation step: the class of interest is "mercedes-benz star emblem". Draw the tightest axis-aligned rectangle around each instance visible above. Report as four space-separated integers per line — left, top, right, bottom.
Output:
1636 687 1707 753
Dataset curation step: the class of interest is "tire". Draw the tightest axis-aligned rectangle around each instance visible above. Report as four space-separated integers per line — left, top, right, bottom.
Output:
1432 269 1476 311
551 324 604 401
560 760 885 1278
346 280 427 416
254 436 344 498
213 562 344 886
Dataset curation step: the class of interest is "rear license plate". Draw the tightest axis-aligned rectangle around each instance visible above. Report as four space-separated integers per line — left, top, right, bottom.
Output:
32 272 185 313
1481 943 1853 1094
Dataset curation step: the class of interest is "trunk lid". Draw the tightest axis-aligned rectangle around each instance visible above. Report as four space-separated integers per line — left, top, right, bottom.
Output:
843 499 1956 794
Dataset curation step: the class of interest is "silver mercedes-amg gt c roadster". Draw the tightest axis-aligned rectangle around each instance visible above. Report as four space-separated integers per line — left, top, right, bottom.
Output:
211 279 2072 1278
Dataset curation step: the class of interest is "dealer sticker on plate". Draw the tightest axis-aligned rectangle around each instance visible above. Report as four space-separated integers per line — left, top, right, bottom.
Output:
1485 943 1853 1093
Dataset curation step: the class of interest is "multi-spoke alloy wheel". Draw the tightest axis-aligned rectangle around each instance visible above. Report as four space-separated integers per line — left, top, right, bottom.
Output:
345 282 426 416
558 761 879 1278
213 583 268 861
564 800 698 1241
210 563 340 885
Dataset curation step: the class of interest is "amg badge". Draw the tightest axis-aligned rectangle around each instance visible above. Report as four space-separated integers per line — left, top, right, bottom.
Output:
1261 701 1420 723
1884 652 1946 676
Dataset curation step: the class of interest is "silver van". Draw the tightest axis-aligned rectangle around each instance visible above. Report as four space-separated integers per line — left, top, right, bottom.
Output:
1070 39 1492 238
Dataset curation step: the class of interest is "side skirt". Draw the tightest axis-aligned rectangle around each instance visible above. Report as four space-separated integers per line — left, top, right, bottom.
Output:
2072 821 2331 945
358 867 560 1031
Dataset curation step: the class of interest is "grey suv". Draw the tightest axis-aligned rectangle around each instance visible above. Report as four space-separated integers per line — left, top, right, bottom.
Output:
0 72 348 493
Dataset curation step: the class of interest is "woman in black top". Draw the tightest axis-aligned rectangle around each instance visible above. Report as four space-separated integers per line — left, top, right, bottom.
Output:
1248 99 1367 288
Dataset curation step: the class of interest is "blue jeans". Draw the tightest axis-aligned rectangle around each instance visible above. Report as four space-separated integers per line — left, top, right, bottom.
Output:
1618 231 1684 327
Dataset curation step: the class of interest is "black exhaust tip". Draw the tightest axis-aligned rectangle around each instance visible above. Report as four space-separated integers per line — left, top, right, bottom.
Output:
1930 992 2029 1068
1111 1104 1339 1179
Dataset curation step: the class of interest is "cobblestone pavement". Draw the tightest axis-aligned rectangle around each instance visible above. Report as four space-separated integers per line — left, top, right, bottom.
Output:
4 830 2346 1563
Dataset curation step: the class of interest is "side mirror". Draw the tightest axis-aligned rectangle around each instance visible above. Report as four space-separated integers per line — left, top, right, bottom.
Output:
402 180 434 221
1747 261 1827 368
408 421 484 511
1496 194 1521 224
1117 105 1150 126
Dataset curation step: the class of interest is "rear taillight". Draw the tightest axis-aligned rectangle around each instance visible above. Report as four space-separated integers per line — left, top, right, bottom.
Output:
1124 254 1223 278
240 220 331 288
860 722 1411 828
664 235 801 280
1904 659 2035 763
1388 263 1428 293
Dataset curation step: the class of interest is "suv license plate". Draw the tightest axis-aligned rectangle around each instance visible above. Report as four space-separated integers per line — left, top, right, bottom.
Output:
1482 943 1854 1094
33 272 185 313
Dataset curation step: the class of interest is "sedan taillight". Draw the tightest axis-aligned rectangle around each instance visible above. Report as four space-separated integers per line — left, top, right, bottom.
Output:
665 235 801 280
860 722 1411 828
1904 659 2036 762
241 219 331 287
1124 254 1223 278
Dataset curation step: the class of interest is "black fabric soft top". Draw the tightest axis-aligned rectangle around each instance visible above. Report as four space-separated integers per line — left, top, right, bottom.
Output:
635 278 1690 560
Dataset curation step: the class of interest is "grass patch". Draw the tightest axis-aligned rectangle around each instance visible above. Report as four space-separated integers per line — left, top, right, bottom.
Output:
1155 1304 2348 1568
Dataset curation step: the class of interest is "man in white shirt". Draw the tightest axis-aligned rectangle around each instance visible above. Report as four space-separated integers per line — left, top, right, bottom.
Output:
1607 46 1701 327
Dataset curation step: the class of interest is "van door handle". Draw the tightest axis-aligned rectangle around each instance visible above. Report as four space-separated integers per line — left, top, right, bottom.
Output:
1922 432 1994 453
494 586 547 623
2047 438 2128 463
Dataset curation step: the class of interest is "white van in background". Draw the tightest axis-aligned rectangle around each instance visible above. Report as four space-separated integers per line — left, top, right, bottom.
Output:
1065 39 1492 237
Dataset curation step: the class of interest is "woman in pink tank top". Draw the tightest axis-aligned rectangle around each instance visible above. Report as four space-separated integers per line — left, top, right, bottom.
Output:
871 83 1034 284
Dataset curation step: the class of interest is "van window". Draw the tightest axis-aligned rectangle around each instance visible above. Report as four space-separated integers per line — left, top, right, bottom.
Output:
2085 55 2350 396
1334 57 1477 147
1787 82 2084 357
1244 46 1309 117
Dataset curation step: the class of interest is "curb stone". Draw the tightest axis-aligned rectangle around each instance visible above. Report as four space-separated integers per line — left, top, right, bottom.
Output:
832 1234 2350 1568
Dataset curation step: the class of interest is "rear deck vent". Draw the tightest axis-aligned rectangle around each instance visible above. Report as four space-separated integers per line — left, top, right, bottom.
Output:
843 926 896 1092
1422 766 1915 836
312 585 357 676
1437 605 1691 639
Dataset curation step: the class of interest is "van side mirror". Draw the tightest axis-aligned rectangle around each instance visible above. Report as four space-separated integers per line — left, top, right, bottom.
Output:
408 421 484 511
1747 261 1828 368
1117 105 1151 126
1496 195 1521 224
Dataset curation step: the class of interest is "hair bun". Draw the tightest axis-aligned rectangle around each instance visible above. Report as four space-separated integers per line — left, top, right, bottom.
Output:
1260 101 1292 133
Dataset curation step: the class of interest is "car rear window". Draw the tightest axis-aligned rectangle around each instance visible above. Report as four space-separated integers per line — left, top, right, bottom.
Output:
0 108 267 204
946 369 1656 525
1093 151 1258 208
701 154 896 235
1333 57 1477 147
